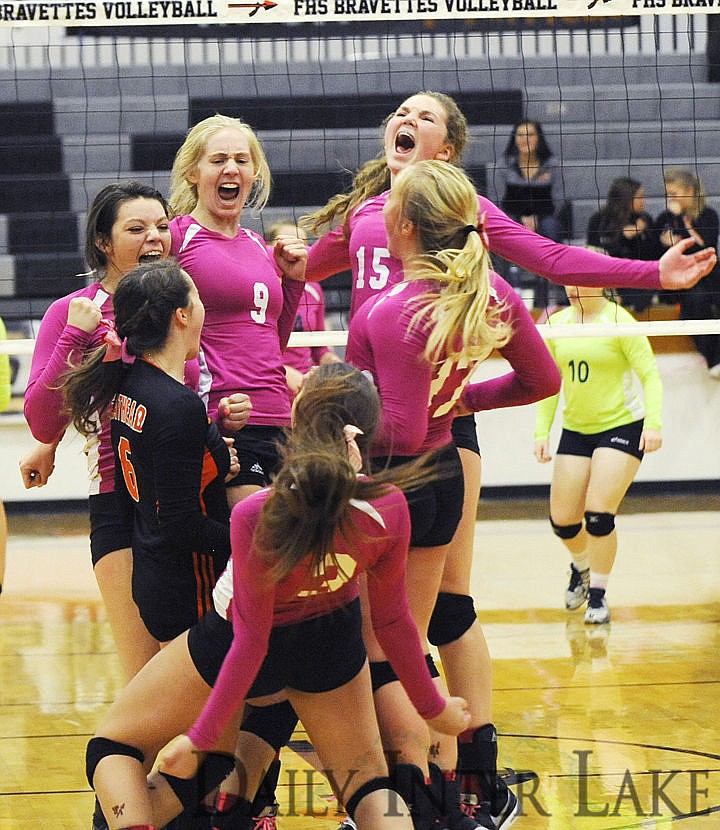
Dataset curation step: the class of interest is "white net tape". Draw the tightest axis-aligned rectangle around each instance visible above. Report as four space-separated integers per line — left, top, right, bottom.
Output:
2 317 720 356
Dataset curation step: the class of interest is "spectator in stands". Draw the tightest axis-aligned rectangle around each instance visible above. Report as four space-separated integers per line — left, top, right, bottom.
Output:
587 177 659 313
0 312 10 595
533 282 663 625
499 119 567 306
500 120 564 243
655 167 720 376
264 220 341 399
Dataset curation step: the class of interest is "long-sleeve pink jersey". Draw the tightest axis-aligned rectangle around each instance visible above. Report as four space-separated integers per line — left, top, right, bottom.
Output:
171 216 305 424
24 282 116 493
187 484 445 751
346 274 560 457
307 191 660 321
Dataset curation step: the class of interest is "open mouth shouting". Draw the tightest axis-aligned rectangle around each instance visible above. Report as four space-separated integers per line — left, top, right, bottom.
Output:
138 250 164 264
218 183 241 202
394 128 416 156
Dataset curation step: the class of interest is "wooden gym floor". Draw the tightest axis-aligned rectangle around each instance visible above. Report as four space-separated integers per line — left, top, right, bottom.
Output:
1 493 719 829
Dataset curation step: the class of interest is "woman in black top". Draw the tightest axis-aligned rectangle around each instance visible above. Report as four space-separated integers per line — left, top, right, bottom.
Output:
586 177 659 312
656 167 720 375
500 120 566 306
500 119 564 243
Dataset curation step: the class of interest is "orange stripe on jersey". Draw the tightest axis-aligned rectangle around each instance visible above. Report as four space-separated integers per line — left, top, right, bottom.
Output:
200 448 220 506
193 552 217 619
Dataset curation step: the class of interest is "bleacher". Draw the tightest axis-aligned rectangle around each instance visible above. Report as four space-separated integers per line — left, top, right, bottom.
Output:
0 102 84 304
0 33 718 327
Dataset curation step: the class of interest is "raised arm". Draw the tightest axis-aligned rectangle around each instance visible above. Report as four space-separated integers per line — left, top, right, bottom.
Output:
480 195 716 291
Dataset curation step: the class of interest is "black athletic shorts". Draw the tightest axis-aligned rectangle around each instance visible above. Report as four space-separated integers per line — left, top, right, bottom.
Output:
373 443 464 548
556 419 645 462
226 425 286 488
187 606 235 687
451 413 481 456
88 490 133 565
187 599 366 695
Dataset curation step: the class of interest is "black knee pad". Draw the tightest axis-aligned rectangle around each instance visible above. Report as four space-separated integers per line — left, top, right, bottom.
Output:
428 592 477 646
584 511 615 537
345 776 394 820
86 737 145 788
425 653 440 679
158 751 234 812
370 659 399 692
241 700 298 752
371 655 438 694
550 517 583 540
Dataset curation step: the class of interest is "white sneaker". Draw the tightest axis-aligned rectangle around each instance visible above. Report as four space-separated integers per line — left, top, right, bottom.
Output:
565 564 590 610
585 595 611 625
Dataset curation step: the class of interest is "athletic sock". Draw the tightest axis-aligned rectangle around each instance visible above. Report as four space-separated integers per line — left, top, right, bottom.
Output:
572 554 590 572
589 572 609 591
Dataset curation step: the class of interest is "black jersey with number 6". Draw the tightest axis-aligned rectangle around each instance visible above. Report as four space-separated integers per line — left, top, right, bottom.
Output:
111 359 231 642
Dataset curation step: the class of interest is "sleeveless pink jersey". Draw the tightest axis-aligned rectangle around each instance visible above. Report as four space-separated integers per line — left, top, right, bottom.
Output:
307 190 660 321
171 216 304 424
346 274 560 456
187 483 445 751
25 282 116 494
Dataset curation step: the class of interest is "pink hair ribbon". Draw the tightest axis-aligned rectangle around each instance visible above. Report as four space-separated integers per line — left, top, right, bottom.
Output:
99 319 125 363
343 424 365 473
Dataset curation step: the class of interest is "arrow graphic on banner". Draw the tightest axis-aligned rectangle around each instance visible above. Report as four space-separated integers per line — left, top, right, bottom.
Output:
228 0 277 14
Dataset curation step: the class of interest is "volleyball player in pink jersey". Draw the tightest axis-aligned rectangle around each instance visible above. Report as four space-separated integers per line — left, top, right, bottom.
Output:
84 363 470 830
169 116 307 509
21 183 173 682
345 160 560 830
169 115 308 826
305 91 715 829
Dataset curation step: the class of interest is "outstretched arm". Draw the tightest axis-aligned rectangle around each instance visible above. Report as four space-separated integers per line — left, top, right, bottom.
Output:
657 235 717 290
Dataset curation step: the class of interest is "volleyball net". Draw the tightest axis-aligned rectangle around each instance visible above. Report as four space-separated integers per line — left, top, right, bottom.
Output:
1 8 720 365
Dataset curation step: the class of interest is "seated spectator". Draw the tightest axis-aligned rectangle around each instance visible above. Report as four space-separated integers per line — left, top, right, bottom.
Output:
265 220 341 398
587 177 659 312
500 120 567 308
655 167 720 377
500 120 564 243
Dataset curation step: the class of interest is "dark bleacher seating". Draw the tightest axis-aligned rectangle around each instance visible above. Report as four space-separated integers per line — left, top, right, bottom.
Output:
6 212 79 255
0 136 64 176
269 170 352 208
13 253 86 298
189 92 524 131
131 133 185 172
0 175 72 214
0 102 83 300
0 102 55 137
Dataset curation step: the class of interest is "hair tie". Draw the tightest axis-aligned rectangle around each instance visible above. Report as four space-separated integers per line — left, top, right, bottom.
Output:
343 424 365 473
360 369 376 386
462 214 490 250
477 210 490 250
99 319 130 364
